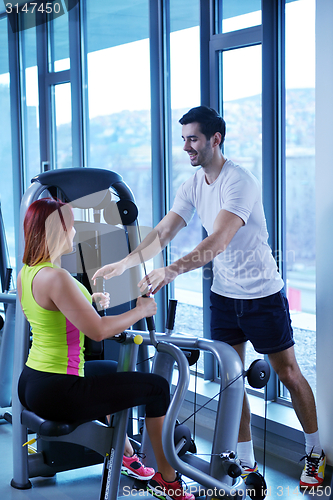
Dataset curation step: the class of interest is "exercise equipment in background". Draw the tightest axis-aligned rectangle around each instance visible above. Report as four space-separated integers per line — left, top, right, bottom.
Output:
0 201 16 422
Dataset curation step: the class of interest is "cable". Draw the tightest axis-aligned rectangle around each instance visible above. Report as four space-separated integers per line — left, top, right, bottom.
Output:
180 368 268 490
180 372 244 426
263 384 268 478
136 355 155 366
193 361 198 442
136 221 153 295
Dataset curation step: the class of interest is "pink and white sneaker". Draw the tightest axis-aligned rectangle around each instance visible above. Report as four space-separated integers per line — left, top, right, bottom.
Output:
121 453 155 481
147 472 195 500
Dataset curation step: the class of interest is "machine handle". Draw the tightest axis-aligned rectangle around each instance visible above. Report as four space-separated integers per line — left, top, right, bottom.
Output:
114 332 143 345
146 315 156 333
166 299 178 332
143 293 157 346
4 268 12 293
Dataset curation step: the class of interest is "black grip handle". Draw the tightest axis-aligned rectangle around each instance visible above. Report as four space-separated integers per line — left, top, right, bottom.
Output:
4 268 12 292
143 293 156 332
146 315 156 332
166 299 178 331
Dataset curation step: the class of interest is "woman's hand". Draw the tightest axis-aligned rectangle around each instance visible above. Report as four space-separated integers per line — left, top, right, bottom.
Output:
136 296 157 318
92 260 126 285
91 292 110 309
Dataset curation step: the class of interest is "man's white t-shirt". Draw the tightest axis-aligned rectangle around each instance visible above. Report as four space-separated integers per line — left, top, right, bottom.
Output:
170 159 284 299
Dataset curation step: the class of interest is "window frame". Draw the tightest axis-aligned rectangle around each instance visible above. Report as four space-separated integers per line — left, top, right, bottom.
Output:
206 0 287 402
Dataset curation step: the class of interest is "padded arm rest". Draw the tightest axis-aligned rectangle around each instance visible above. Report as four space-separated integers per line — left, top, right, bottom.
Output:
21 409 84 437
31 168 123 205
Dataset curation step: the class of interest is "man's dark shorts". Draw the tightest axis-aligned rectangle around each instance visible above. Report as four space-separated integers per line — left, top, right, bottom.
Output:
210 288 295 354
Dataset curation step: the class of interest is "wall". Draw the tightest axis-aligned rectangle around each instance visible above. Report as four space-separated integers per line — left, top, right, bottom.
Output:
315 0 333 464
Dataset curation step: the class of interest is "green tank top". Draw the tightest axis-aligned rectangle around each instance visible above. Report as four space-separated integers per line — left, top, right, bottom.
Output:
21 262 92 377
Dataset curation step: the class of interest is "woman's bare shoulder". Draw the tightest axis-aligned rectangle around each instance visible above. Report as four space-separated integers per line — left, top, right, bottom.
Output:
36 265 71 284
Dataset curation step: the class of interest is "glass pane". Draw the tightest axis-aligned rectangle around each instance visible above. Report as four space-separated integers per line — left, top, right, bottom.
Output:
20 11 41 185
49 5 70 72
220 44 263 383
284 0 316 398
222 45 262 182
216 0 261 34
0 18 15 271
86 0 151 226
169 0 203 358
54 83 72 169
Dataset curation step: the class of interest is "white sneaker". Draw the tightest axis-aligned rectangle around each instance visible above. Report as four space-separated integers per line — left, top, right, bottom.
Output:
300 449 326 488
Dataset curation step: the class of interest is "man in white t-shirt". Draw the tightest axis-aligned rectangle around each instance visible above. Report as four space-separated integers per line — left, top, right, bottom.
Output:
93 106 325 489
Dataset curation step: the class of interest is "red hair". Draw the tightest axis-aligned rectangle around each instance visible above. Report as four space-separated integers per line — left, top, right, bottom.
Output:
23 198 74 266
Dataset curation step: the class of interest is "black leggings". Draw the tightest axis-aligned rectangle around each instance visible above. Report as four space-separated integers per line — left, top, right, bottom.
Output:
18 361 170 423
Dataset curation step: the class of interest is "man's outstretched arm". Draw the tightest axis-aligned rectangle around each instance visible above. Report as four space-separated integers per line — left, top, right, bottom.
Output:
92 212 186 283
138 209 244 294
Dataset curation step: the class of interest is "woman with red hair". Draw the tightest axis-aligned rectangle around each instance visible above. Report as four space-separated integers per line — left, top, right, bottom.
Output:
17 198 194 500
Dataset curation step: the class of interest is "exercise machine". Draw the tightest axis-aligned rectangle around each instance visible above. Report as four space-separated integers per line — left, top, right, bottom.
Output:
11 167 269 499
0 201 16 422
11 168 147 494
133 308 269 500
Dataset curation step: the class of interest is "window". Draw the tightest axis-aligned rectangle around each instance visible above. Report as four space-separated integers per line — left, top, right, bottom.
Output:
221 44 263 373
169 0 203 367
48 6 70 72
20 11 41 185
222 45 262 183
0 17 15 269
283 0 316 398
3 0 317 394
86 0 152 227
211 2 263 378
53 82 73 169
212 0 317 399
215 0 261 34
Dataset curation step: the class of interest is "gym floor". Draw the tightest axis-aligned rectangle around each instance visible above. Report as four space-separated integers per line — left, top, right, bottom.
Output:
0 418 331 500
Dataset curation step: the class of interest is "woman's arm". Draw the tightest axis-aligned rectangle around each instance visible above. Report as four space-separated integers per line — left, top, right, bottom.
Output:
36 267 156 342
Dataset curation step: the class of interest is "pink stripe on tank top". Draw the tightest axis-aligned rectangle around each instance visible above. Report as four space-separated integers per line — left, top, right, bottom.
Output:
66 318 81 375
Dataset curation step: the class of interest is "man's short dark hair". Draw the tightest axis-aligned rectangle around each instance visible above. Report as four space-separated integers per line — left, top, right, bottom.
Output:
179 106 226 149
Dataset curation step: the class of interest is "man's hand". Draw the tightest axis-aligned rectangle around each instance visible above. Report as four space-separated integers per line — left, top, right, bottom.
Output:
138 266 179 295
92 261 126 285
91 292 110 309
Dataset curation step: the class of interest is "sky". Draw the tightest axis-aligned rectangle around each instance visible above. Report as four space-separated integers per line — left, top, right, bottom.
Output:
0 0 316 124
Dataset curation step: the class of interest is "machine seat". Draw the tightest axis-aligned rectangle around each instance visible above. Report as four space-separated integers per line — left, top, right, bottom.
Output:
21 409 87 438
